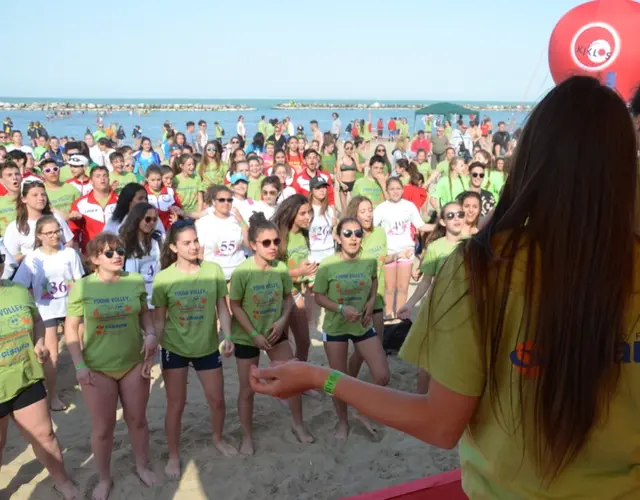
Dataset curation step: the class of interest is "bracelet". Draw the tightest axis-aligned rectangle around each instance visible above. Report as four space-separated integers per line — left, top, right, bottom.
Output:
338 304 344 314
224 334 232 340
75 362 87 372
323 370 344 396
240 220 248 227
250 330 260 338
145 332 157 338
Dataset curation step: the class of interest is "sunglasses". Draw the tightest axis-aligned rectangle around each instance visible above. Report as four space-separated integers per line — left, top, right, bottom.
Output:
376 149 385 153
471 172 485 178
231 141 239 145
445 211 466 220
103 247 125 259
144 216 158 224
262 190 277 196
173 218 196 229
257 238 281 248
44 166 59 173
342 229 363 239
206 147 217 151
216 197 233 203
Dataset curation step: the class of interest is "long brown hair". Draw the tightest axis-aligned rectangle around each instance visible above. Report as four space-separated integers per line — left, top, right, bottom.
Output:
16 181 53 235
456 77 637 481
160 219 197 269
198 140 222 179
33 215 60 249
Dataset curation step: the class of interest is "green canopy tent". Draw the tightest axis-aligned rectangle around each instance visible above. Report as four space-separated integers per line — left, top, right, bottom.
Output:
414 102 475 132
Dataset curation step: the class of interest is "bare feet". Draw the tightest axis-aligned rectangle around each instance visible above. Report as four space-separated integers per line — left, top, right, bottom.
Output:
54 479 79 500
239 436 255 456
354 412 378 438
165 457 181 480
334 421 349 443
92 479 112 500
213 438 238 457
291 424 315 444
49 396 67 412
303 389 323 400
136 465 157 487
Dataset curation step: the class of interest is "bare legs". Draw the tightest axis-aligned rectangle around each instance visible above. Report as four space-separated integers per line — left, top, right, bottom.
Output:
383 262 413 317
43 324 66 411
289 293 311 362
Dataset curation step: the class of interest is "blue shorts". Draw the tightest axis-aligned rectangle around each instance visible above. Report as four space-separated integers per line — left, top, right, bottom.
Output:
323 328 377 343
234 335 288 359
161 348 222 371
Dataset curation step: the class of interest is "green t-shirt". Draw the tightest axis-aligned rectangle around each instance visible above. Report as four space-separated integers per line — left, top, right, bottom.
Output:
265 124 275 140
435 174 469 205
420 237 459 277
416 161 433 177
174 174 204 212
0 194 17 235
111 171 139 194
33 146 47 160
230 258 293 347
152 262 227 358
258 120 267 137
67 272 146 372
93 130 106 141
247 176 264 201
314 254 377 336
361 227 387 310
286 231 309 289
436 160 450 175
486 170 505 199
46 183 79 213
0 281 45 403
58 165 74 183
321 154 336 175
353 177 385 208
200 162 228 188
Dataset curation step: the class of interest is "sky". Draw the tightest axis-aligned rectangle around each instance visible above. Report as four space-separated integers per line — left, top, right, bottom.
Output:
0 0 585 101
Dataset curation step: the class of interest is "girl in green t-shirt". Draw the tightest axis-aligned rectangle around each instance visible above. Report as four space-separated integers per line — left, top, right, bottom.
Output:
434 156 470 208
229 212 314 455
152 220 237 477
198 140 228 188
272 194 317 364
64 232 158 500
314 217 389 442
173 153 204 216
0 265 78 500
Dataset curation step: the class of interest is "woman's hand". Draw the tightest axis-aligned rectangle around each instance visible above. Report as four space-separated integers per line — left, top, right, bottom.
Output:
298 260 318 278
141 334 158 359
361 301 374 327
250 361 324 399
76 366 95 386
33 340 49 364
252 334 272 351
267 318 287 344
141 358 153 379
397 304 412 320
219 338 235 358
341 305 361 323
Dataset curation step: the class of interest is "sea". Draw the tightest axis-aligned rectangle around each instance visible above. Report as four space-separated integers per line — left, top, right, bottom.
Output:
0 98 532 145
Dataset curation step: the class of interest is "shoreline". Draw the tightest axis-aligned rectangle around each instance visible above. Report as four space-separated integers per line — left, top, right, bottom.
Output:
273 102 532 112
0 102 256 112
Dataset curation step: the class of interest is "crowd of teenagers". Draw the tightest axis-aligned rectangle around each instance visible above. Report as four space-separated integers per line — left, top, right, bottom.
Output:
0 104 516 500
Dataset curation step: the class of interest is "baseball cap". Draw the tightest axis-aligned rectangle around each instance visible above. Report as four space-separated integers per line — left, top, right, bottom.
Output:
68 155 89 167
309 176 328 190
230 173 248 185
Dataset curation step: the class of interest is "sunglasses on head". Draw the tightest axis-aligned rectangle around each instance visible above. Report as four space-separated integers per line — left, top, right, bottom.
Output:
144 216 157 224
257 238 281 248
103 247 125 259
471 172 485 178
216 197 233 203
445 211 465 220
44 166 59 173
342 229 363 239
173 218 195 229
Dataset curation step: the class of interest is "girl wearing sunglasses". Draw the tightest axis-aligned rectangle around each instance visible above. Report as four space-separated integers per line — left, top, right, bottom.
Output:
152 220 237 478
230 212 314 455
314 217 389 442
0 252 79 500
195 185 247 281
457 191 481 238
467 162 496 217
64 232 158 500
40 158 78 219
198 140 227 189
12 215 84 411
120 203 162 309
254 176 281 219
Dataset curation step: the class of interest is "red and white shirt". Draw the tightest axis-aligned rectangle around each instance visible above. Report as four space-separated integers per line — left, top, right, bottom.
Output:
292 169 335 205
66 178 93 196
146 184 183 230
68 190 118 251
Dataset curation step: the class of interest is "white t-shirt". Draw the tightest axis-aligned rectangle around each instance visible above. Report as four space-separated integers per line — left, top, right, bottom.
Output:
89 145 104 166
4 213 74 258
12 247 85 320
237 121 246 137
277 186 296 204
309 205 335 262
0 237 18 279
103 214 165 237
6 144 34 155
195 213 245 280
252 201 276 220
232 197 258 225
374 199 425 255
124 239 161 308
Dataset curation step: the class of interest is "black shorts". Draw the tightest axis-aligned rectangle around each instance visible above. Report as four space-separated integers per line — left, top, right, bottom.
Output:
323 328 377 343
235 335 288 359
373 308 383 314
340 180 355 193
0 381 47 419
161 348 222 371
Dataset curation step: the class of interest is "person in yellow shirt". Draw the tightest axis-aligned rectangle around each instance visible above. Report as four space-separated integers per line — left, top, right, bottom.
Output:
246 77 640 499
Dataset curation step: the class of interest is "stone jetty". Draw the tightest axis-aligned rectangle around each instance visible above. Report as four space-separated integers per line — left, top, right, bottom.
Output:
0 102 255 112
273 101 533 112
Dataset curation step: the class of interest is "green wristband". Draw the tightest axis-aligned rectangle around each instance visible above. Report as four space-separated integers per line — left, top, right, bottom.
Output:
75 362 87 372
338 304 344 314
250 330 260 338
323 370 344 396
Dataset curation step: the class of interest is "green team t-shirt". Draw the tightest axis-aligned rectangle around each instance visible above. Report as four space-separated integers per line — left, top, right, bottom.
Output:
46 183 79 213
0 194 17 235
314 254 377 336
420 237 459 277
0 282 45 403
111 171 139 194
230 258 293 347
33 146 47 160
435 174 469 205
361 227 387 310
67 272 146 372
416 161 433 177
485 170 505 199
152 262 227 358
200 162 228 188
58 165 73 183
321 154 336 175
436 160 450 175
247 176 264 201
174 174 204 212
353 177 385 208
286 231 309 290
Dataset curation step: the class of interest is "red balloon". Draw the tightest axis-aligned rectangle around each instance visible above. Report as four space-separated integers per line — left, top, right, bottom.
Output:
549 0 640 102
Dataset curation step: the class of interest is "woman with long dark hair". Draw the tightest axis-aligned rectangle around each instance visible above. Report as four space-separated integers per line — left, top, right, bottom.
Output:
104 183 164 236
248 77 640 499
133 137 161 176
198 140 227 188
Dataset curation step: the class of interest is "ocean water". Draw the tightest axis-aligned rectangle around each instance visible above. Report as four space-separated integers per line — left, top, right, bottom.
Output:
0 98 531 145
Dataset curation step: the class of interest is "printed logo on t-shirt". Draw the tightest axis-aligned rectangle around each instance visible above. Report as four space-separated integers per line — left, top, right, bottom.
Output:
173 288 207 327
250 281 281 320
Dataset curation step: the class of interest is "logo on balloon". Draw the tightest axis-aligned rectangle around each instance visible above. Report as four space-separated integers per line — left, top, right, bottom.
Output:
571 22 620 71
